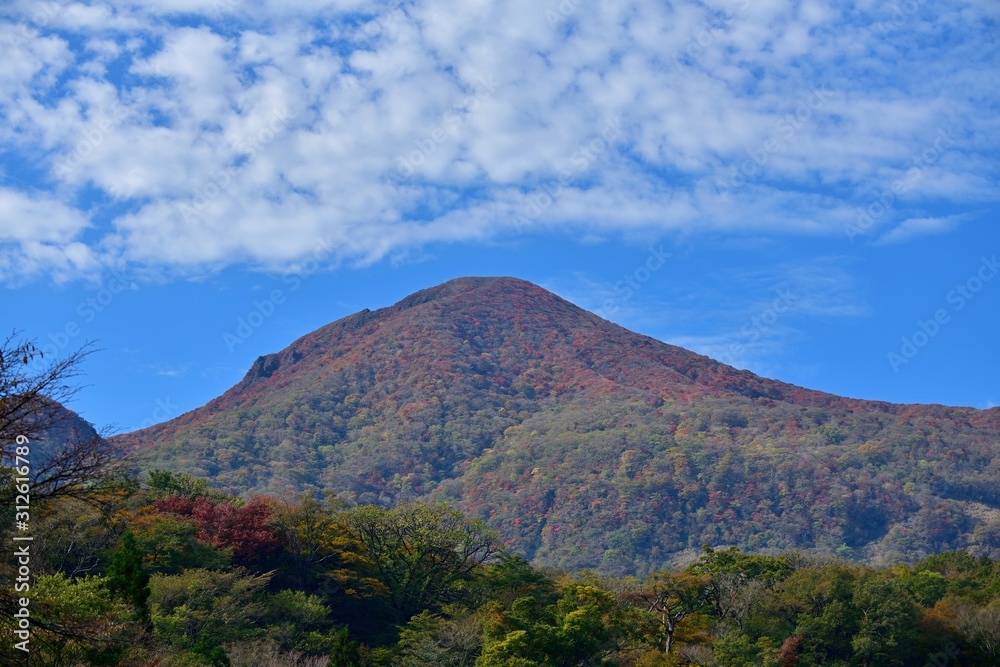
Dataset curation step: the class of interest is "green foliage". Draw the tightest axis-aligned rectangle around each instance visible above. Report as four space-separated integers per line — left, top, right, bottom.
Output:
147 469 227 501
191 635 231 667
897 568 948 606
12 573 133 665
343 502 504 623
778 566 860 665
396 611 482 667
327 627 364 667
624 570 711 654
913 551 1000 603
690 546 794 584
263 589 335 653
130 509 232 574
149 568 271 651
479 584 635 667
849 572 919 666
32 498 120 578
480 554 560 609
105 530 151 618
270 493 354 595
689 546 794 633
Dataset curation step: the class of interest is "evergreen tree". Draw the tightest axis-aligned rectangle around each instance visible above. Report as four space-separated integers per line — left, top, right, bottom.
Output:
106 530 151 619
328 627 363 667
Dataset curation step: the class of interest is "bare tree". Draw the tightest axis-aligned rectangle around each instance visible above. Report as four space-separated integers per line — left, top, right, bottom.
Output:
0 332 125 504
0 333 90 442
955 600 1000 661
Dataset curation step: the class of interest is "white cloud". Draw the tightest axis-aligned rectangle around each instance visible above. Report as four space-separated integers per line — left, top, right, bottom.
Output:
0 189 89 242
0 189 97 282
875 215 967 246
0 0 997 281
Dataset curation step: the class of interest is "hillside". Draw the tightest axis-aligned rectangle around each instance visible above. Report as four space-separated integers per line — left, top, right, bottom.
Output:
32 401 104 451
117 277 1000 573
0 398 116 508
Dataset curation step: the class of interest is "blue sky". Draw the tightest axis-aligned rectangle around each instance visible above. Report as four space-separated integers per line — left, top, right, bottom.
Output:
0 0 998 432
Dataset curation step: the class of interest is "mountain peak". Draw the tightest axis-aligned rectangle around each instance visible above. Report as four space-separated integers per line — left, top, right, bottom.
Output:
390 276 566 314
410 275 539 294
117 277 1000 571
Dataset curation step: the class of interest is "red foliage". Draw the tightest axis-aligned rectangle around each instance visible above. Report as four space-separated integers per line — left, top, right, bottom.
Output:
154 495 280 558
154 495 196 516
778 635 803 667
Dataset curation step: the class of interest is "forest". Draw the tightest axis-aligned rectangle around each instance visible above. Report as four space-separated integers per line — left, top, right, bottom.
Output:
2 465 999 667
2 284 999 667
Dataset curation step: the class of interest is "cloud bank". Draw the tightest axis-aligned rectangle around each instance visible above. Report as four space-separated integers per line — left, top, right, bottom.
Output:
0 0 997 281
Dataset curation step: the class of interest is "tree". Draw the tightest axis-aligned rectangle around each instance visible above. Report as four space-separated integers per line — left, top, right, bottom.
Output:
954 599 1000 662
478 583 635 667
327 628 362 667
0 573 133 666
689 546 793 632
191 634 232 667
397 610 482 667
0 333 89 444
262 589 334 653
327 627 363 667
153 495 281 567
271 492 355 594
896 568 948 607
623 571 710 654
147 469 226 501
776 566 859 666
344 503 503 622
148 567 271 660
0 335 130 653
0 335 124 505
850 572 918 667
480 554 559 610
33 497 120 578
106 530 151 620
130 511 232 574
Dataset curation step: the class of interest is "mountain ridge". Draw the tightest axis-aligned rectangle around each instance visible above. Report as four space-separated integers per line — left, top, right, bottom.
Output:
117 276 1000 572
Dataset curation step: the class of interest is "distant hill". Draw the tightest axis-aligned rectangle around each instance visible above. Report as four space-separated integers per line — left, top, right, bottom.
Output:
116 277 1000 573
1 399 113 503
32 401 104 450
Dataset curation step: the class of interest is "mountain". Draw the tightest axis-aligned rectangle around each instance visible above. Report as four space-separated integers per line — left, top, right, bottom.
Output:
37 401 104 447
116 277 1000 573
2 399 114 504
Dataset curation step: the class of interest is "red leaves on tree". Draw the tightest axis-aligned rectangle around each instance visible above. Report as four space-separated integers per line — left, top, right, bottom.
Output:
153 495 196 516
778 635 803 667
154 495 280 558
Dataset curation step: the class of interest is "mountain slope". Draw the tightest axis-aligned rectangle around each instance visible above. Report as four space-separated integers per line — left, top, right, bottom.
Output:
117 277 1000 572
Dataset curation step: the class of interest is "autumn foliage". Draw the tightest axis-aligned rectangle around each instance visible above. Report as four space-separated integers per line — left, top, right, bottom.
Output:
154 495 281 560
116 278 1000 573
